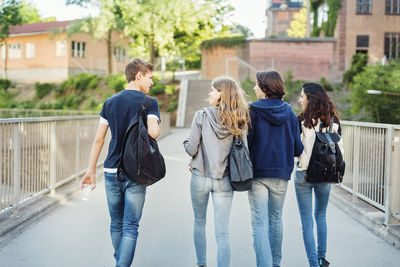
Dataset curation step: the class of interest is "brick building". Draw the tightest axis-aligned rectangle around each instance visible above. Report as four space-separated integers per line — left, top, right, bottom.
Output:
201 38 337 82
336 0 400 71
0 20 129 83
265 0 305 37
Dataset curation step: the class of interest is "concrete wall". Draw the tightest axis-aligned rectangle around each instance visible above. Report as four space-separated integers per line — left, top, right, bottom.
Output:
0 68 69 83
201 38 338 82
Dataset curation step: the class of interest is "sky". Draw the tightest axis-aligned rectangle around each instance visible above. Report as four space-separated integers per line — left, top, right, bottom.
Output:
26 0 267 38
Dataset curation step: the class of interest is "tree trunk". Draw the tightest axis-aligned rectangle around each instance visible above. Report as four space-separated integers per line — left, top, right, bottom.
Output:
107 29 112 74
4 41 8 79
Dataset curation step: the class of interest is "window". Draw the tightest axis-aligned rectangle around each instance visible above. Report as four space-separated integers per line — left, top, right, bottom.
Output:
56 40 66 57
356 35 369 47
384 33 400 59
113 47 126 62
8 43 21 59
356 0 372 14
71 41 86 58
25 43 35 58
386 0 400 15
0 45 5 59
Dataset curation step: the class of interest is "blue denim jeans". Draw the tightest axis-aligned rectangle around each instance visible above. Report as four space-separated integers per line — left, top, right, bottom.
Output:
248 178 288 267
190 170 233 267
294 170 331 267
104 172 146 267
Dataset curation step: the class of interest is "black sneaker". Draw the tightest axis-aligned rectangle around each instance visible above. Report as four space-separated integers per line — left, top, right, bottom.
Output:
318 258 330 267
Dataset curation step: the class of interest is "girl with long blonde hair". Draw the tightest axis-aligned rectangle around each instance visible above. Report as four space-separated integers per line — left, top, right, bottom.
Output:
184 77 250 267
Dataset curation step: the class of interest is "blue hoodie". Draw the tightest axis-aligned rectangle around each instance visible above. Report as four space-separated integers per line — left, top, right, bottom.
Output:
247 99 303 180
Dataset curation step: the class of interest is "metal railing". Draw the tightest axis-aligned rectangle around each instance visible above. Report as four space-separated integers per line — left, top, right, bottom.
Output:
0 116 110 215
0 108 98 119
340 121 400 224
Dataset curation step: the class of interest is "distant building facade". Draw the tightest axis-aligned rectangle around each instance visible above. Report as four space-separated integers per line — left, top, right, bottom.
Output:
265 0 305 37
0 20 129 83
336 0 400 71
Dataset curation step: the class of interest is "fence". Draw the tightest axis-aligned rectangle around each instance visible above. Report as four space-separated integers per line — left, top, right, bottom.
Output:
340 121 400 224
0 116 110 215
0 108 98 119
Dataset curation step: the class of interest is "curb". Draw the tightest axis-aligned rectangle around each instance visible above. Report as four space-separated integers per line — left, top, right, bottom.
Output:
330 185 400 249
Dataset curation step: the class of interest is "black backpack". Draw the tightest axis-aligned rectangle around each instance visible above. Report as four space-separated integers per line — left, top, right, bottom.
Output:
229 136 253 191
117 96 166 186
306 119 345 184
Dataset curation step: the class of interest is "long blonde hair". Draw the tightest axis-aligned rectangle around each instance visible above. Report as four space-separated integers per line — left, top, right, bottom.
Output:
212 77 250 137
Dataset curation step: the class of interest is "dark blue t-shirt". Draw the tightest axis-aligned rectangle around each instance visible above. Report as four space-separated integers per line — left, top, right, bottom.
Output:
99 89 160 171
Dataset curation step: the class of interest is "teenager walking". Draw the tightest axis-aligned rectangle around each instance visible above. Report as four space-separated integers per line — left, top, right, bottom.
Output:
295 82 343 267
247 70 303 267
183 77 250 267
81 58 161 267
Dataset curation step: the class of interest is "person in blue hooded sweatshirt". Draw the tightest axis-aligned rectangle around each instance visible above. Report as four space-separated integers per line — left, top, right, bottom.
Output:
247 70 303 267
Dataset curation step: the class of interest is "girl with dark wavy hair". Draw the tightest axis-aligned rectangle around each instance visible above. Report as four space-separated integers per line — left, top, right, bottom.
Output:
296 82 343 267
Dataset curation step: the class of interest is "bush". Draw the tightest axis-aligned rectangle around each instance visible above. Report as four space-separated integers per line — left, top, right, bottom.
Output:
35 82 56 99
106 74 126 92
319 77 334 91
350 59 400 124
0 78 12 91
241 78 256 102
58 73 100 95
343 53 368 86
284 70 303 102
149 83 165 95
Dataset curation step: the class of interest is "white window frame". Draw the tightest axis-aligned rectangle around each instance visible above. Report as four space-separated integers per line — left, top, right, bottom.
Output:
71 41 86 58
113 47 126 62
56 40 67 57
8 43 21 59
25 42 35 59
0 45 5 59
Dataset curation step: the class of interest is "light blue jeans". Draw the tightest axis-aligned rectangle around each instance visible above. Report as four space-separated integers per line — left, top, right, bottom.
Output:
294 170 331 267
104 172 146 267
248 178 288 267
190 170 233 267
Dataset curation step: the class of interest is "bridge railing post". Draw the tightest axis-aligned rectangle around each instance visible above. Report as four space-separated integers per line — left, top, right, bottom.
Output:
50 121 57 196
12 123 21 216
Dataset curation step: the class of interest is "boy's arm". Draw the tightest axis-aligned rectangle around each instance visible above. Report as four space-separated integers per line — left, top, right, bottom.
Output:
147 118 160 139
81 122 108 190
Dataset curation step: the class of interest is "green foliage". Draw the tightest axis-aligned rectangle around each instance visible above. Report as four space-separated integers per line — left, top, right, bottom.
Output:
310 0 324 37
319 77 333 91
57 73 100 95
53 95 83 110
350 60 400 124
241 78 256 102
323 0 341 37
0 0 23 42
147 77 166 95
201 35 246 50
284 70 304 102
106 74 126 92
19 0 56 23
165 85 175 95
0 78 12 91
343 53 368 86
35 82 56 99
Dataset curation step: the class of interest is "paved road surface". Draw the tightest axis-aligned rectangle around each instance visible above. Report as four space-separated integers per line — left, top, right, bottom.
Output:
0 129 399 267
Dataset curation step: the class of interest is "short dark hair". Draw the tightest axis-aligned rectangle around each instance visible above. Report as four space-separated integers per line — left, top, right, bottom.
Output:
125 58 154 83
256 70 285 99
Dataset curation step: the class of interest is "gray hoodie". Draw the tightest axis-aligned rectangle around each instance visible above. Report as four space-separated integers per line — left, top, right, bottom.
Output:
184 106 246 179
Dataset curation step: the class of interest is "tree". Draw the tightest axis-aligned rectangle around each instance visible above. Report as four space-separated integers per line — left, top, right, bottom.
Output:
67 0 125 74
342 53 368 87
350 60 400 124
119 0 233 64
322 0 340 37
19 1 56 23
309 0 324 37
0 0 23 78
287 2 307 38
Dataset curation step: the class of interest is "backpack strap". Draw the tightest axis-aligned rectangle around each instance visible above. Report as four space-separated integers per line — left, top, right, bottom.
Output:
117 95 149 177
328 116 334 133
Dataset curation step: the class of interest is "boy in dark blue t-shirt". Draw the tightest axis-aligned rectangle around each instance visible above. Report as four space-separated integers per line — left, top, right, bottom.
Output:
81 58 160 266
